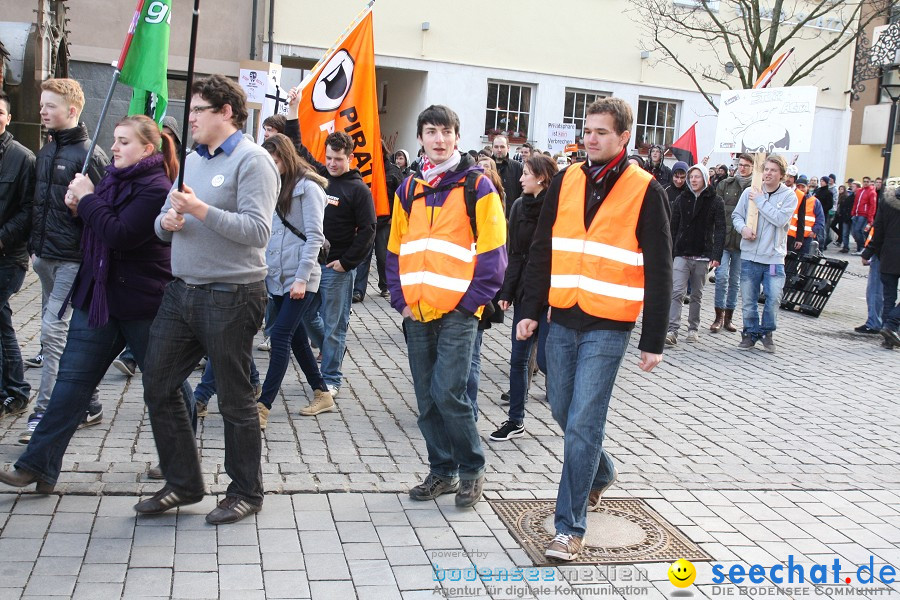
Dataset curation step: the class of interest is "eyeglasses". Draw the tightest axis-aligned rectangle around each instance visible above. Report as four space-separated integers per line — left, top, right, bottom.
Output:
738 163 753 170
189 105 216 115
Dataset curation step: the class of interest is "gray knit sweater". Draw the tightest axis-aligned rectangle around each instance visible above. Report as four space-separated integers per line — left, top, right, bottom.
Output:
155 136 280 285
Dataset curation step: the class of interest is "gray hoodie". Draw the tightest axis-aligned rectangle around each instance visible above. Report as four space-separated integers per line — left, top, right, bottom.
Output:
731 182 796 265
265 177 326 295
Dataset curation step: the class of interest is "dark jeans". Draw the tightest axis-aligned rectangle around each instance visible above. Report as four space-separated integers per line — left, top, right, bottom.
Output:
258 292 325 409
16 308 192 484
508 304 548 423
0 264 29 403
465 330 483 421
195 357 260 403
882 271 900 331
143 279 267 504
354 219 390 297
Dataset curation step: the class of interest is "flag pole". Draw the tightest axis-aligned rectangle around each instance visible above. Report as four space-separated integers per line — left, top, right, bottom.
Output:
297 0 375 92
177 0 201 191
81 0 147 174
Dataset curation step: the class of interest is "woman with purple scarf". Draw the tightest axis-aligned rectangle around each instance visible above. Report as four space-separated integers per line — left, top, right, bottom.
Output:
0 115 186 493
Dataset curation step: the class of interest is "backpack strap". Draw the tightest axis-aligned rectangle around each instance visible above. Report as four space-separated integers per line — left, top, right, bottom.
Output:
406 171 483 240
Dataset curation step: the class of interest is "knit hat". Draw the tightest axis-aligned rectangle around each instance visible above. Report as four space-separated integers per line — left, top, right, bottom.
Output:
672 161 689 174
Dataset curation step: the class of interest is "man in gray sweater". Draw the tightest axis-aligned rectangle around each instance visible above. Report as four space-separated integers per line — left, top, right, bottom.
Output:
731 154 796 353
136 75 279 525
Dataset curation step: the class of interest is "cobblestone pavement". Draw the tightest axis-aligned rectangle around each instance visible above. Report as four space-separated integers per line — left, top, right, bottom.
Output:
0 248 898 598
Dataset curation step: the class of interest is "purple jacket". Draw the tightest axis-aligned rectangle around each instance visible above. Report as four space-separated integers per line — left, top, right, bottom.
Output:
69 155 174 323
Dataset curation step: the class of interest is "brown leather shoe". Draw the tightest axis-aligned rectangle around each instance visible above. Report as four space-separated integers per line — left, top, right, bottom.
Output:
723 309 737 332
0 468 54 494
709 307 724 333
134 485 204 515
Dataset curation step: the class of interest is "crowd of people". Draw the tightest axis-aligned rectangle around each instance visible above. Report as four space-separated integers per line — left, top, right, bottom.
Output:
0 76 897 560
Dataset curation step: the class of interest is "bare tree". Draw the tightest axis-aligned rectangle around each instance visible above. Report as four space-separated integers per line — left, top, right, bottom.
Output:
632 0 896 111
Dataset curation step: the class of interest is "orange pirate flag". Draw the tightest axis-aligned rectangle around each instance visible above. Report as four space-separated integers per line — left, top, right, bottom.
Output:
296 2 388 216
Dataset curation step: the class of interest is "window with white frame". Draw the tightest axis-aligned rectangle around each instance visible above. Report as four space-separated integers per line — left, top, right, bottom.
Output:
485 81 533 141
636 98 679 150
563 89 608 143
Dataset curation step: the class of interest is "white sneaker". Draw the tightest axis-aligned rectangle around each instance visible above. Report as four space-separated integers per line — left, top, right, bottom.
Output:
685 330 699 343
257 337 271 352
327 385 339 399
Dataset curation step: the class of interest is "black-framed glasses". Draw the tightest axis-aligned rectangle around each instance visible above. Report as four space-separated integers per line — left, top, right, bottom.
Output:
189 105 216 115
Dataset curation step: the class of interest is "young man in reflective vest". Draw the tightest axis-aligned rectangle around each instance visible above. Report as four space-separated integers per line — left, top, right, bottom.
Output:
385 105 507 508
787 175 825 255
517 98 673 561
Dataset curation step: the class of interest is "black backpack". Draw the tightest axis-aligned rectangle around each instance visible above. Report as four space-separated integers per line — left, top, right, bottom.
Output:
404 171 482 239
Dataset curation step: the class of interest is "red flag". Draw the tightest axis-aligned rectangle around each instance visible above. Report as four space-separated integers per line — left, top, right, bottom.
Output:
670 123 697 165
298 8 388 216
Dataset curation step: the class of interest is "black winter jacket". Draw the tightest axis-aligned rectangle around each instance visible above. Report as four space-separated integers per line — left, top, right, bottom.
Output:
30 124 109 261
499 191 544 304
671 185 726 263
0 131 35 269
494 156 523 216
862 191 900 275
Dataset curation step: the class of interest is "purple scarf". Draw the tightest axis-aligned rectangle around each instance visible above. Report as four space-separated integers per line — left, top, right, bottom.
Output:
83 153 165 328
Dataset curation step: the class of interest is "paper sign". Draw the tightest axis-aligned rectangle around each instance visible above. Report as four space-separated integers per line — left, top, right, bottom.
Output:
713 86 818 154
548 122 577 152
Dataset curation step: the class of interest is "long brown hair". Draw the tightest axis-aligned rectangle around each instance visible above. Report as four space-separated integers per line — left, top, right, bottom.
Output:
262 133 328 215
116 115 179 181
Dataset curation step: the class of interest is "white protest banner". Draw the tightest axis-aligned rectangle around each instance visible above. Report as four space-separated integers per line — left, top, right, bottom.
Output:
547 122 577 152
713 86 817 154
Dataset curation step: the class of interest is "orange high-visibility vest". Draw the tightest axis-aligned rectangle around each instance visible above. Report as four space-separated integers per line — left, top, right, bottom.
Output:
789 191 816 238
866 226 875 246
398 180 478 311
548 164 651 322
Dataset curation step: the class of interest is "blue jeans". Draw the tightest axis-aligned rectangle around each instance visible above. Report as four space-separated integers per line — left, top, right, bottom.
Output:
258 292 325 409
851 216 868 251
303 266 355 390
866 255 884 330
507 304 548 424
195 357 260 403
405 310 484 481
842 221 851 250
16 308 192 485
740 260 786 340
263 296 276 338
354 219 390 297
0 265 29 403
881 271 900 331
465 330 483 421
714 249 741 310
143 279 267 503
546 323 630 538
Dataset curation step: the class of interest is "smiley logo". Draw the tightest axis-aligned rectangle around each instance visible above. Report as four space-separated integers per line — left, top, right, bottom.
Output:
668 558 696 588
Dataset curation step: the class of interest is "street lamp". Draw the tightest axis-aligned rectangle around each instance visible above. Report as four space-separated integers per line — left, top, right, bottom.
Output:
880 81 900 182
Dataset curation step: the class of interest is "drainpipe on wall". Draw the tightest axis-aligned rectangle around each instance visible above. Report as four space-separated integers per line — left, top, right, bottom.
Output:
267 0 275 62
250 0 258 59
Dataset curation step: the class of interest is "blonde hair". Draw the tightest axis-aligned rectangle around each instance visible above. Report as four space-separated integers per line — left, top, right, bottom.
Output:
765 154 788 177
40 78 86 115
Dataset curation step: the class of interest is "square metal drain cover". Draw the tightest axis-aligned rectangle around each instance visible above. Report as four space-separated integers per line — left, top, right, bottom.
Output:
491 498 711 566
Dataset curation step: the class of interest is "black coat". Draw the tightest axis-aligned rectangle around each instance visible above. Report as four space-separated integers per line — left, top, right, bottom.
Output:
499 191 544 304
671 185 726 263
30 124 109 261
863 191 900 275
814 185 834 215
494 156 523 216
0 131 35 269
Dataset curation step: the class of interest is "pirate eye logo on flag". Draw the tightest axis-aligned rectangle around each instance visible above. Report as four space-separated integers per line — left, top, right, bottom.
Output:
312 50 354 112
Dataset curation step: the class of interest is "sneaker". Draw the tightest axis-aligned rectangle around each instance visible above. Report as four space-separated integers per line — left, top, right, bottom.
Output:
298 389 335 416
882 338 895 350
258 403 270 430
206 495 262 525
78 405 103 429
257 337 271 352
490 420 525 442
2 396 29 417
455 475 484 508
851 250 864 256
112 357 137 377
18 412 43 445
352 291 363 303
737 335 756 350
761 333 776 353
840 247 850 254
499 391 510 404
685 330 699 343
327 385 339 399
24 353 43 368
665 332 677 347
195 400 208 418
409 473 459 501
855 325 881 334
195 356 207 371
588 467 618 511
378 288 390 299
881 328 900 348
147 464 164 480
134 485 204 515
545 533 584 561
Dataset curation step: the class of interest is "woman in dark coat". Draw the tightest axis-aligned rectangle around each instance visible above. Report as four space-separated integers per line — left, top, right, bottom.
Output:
490 154 558 442
0 115 186 492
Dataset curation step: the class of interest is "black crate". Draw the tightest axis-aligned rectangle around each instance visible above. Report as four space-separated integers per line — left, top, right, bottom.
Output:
779 252 848 317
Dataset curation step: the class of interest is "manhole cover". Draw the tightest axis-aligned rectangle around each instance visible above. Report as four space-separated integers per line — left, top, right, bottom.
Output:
491 499 711 566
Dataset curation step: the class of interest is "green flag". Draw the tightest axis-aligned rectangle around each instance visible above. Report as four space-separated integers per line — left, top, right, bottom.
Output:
119 0 171 125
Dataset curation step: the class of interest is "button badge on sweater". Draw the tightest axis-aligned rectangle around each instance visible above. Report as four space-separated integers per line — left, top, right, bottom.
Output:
212 174 225 187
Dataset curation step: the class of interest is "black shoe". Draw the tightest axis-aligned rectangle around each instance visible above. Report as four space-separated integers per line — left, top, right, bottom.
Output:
2 396 29 417
206 495 261 525
112 357 137 377
352 291 363 303
24 353 43 368
134 485 204 515
881 328 900 348
840 247 850 254
78 405 103 429
855 325 881 334
148 464 164 480
409 473 459 501
0 468 55 493
455 475 484 508
499 391 510 404
490 420 525 442
378 288 390 298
